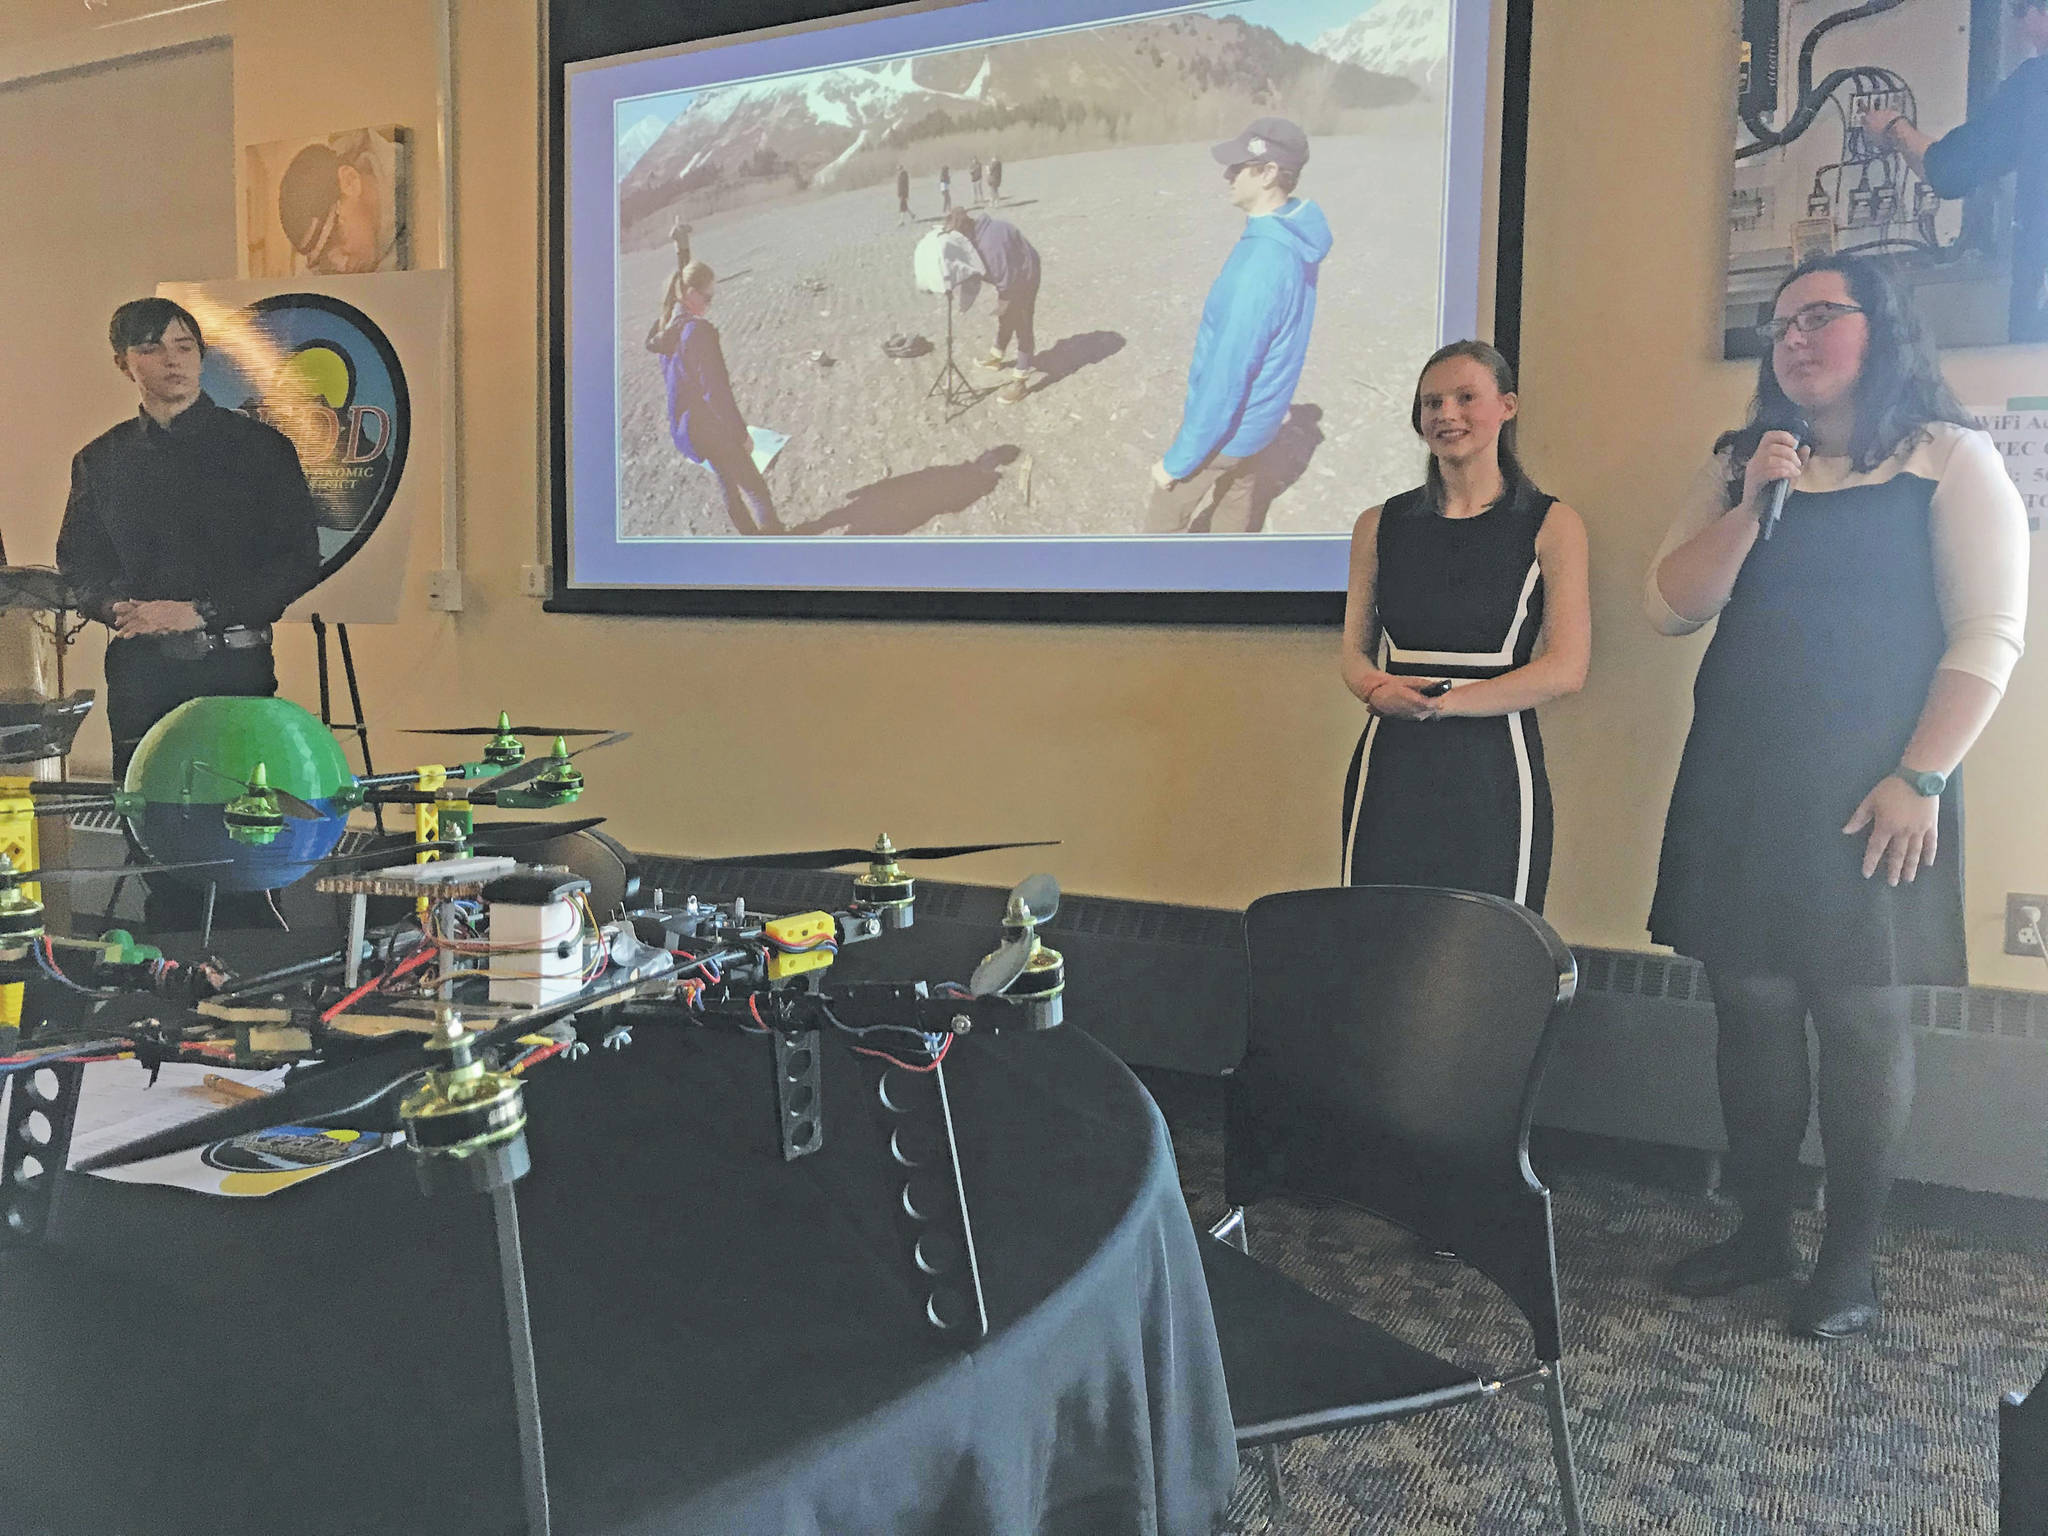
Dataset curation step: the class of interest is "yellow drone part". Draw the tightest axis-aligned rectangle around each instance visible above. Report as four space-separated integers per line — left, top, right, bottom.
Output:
0 775 37 1029
764 911 836 982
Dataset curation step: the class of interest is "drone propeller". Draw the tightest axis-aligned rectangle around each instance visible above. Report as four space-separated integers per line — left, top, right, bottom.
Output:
968 873 1061 997
27 778 119 796
716 839 1059 870
0 854 232 885
1011 872 1060 923
189 762 327 821
403 724 618 738
479 733 631 795
470 817 610 850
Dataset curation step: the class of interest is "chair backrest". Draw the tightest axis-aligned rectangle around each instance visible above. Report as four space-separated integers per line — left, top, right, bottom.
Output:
1227 885 1578 1361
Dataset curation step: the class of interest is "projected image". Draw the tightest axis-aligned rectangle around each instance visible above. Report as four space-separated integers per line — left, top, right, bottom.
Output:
1724 0 2041 357
607 0 1452 542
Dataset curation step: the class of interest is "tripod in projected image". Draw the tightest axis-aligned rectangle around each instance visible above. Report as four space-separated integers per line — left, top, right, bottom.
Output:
925 283 989 420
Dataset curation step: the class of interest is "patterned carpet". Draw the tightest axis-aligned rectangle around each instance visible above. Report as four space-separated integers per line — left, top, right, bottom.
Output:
1142 1073 2048 1536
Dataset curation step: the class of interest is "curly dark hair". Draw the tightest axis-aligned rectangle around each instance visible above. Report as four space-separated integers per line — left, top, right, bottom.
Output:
1717 252 1975 505
1405 339 1540 516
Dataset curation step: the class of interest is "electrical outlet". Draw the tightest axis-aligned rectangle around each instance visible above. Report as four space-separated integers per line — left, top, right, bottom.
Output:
520 564 552 599
426 569 464 613
2005 893 2048 957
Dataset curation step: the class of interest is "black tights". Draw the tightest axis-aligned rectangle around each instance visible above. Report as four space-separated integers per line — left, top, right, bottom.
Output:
1709 971 1916 1295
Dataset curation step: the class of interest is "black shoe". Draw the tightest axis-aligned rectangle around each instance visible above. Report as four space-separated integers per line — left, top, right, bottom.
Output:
1790 1271 1879 1339
1666 1230 1799 1297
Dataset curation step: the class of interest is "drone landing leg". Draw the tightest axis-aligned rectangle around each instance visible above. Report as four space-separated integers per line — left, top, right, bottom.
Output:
0 1059 82 1249
774 1028 824 1161
862 1047 989 1342
343 893 368 989
491 1182 553 1536
931 1059 990 1339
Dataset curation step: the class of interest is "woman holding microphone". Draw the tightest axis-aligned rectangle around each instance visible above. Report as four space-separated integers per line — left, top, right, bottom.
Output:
1339 340 1591 911
1647 254 2028 1338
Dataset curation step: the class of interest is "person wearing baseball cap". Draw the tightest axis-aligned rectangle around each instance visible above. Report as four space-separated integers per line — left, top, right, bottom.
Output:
275 130 397 274
1149 117 1331 533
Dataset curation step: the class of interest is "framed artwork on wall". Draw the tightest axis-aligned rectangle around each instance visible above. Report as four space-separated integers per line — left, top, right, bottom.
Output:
1723 0 2046 357
244 125 413 279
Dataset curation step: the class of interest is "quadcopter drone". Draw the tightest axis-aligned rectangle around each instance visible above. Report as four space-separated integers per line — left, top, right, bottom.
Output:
1 681 1066 1536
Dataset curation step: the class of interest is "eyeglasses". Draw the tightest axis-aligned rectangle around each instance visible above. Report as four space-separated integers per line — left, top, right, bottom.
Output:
1752 301 1866 345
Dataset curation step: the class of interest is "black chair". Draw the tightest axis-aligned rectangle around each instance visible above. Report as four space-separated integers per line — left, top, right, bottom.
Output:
1201 885 1586 1531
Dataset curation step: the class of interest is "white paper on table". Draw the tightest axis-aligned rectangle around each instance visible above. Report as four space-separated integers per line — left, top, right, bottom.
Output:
60 1060 395 1197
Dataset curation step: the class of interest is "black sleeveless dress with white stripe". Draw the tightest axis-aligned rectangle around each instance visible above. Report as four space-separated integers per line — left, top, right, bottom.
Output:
1341 484 1555 910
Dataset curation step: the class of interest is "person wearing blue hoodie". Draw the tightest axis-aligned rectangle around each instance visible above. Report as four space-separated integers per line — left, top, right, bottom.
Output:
1149 118 1332 534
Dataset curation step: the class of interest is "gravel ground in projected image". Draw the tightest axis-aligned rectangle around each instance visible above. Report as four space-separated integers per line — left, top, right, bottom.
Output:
613 115 1444 541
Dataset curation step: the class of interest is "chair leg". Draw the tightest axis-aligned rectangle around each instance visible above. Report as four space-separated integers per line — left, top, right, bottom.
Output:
1542 1363 1586 1535
1260 1442 1288 1515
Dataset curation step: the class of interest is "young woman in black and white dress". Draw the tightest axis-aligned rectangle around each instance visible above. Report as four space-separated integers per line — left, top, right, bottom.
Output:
1340 341 1591 911
1647 253 2028 1338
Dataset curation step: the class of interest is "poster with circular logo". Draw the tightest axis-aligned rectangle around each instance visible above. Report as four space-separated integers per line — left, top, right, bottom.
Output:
196 292 411 581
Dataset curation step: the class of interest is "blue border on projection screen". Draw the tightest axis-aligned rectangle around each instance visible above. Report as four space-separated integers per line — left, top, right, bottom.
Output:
566 0 1496 593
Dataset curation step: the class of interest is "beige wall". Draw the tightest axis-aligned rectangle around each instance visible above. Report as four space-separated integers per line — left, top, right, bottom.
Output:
3 0 2044 986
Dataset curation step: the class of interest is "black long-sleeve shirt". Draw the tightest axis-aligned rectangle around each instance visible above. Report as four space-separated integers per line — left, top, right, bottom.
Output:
1923 54 2048 339
56 391 322 629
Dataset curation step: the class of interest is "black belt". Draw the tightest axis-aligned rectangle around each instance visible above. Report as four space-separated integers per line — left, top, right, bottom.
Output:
118 624 272 660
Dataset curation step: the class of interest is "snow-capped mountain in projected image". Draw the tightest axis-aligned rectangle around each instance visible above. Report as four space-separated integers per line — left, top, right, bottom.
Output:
615 113 673 177
1313 0 1451 92
617 12 1416 229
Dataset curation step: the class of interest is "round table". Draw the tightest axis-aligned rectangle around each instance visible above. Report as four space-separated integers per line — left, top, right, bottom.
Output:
0 1021 1236 1535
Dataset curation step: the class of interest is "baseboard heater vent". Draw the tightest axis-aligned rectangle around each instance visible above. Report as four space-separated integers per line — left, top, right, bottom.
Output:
1573 944 2048 1043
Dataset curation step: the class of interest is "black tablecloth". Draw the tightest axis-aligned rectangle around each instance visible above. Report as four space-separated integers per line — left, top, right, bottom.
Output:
0 1024 1236 1535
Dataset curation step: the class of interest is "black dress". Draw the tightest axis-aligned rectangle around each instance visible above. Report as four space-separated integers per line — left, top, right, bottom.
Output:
1341 484 1556 910
1649 460 1965 987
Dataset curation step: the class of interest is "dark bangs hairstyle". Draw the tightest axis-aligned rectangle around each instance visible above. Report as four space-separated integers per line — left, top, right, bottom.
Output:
108 296 203 357
1407 340 1539 516
1717 252 1975 505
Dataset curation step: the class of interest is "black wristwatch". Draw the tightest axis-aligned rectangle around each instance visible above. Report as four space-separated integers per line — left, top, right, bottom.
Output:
193 598 222 632
1894 765 1947 797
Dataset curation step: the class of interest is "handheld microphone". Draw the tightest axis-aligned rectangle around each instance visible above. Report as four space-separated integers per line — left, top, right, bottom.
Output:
1757 410 1810 542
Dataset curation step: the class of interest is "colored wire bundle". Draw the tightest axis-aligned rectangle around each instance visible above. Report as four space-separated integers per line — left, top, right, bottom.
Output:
319 942 439 1024
31 938 113 997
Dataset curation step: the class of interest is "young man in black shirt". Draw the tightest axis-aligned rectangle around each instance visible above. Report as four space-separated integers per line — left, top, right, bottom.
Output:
57 297 322 777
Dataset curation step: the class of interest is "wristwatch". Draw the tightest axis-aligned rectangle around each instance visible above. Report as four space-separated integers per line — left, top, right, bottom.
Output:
1894 765 1948 797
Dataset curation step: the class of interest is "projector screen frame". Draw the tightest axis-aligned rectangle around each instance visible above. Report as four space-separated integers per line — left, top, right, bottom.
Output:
545 0 1534 625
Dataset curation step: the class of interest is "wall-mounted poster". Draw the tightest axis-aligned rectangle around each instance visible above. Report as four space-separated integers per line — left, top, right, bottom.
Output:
244 126 413 278
1723 0 2048 358
157 272 449 624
